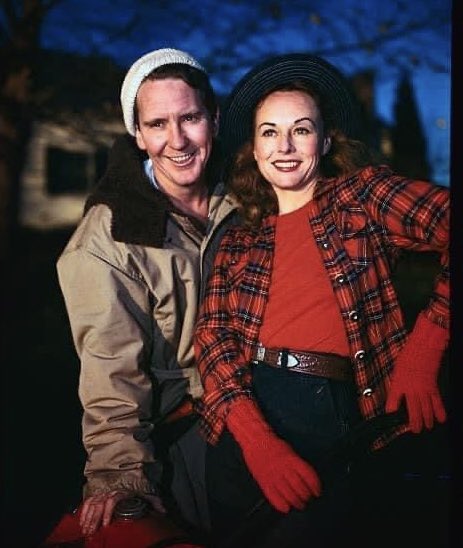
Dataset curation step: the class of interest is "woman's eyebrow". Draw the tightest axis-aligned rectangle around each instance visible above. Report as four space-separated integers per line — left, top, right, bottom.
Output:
257 117 316 129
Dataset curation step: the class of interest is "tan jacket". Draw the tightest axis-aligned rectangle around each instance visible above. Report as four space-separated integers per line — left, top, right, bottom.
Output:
57 135 237 497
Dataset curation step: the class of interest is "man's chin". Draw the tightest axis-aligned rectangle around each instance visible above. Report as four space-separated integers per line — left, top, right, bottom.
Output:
172 168 207 187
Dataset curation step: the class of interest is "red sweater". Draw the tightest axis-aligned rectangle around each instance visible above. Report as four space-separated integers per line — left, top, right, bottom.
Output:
259 199 350 356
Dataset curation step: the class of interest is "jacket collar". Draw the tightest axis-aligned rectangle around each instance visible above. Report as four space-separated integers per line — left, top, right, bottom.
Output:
84 133 172 247
85 155 345 250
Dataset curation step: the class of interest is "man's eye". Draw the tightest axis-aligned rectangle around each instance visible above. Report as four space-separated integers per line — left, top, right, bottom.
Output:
149 120 165 128
183 113 203 123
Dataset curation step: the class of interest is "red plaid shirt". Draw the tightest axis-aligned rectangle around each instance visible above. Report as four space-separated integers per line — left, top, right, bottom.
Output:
194 166 450 448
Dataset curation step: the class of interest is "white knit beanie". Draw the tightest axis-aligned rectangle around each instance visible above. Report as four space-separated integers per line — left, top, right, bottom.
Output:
120 48 206 135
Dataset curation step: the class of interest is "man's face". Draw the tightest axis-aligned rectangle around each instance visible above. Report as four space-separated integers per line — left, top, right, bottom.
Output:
135 78 216 193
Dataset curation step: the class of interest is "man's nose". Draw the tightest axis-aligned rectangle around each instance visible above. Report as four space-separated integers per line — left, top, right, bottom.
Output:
168 122 187 149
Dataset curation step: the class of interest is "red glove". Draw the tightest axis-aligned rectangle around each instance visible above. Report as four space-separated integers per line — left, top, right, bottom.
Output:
226 399 321 513
386 312 449 433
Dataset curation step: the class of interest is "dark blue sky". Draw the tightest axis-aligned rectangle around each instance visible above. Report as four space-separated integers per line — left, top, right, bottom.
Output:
40 0 451 185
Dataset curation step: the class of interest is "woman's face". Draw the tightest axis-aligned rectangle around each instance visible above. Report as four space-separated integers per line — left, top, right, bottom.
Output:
253 90 330 200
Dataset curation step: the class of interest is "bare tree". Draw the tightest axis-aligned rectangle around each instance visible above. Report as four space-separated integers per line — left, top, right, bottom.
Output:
0 0 450 267
0 0 63 263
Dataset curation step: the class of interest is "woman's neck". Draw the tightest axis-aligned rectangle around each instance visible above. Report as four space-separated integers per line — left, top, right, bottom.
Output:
276 179 319 215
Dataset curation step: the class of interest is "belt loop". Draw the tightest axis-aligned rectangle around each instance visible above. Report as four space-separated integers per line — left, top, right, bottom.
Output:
279 349 289 368
256 344 265 362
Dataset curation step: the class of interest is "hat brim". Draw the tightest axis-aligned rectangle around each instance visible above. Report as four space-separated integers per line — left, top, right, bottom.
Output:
221 53 358 157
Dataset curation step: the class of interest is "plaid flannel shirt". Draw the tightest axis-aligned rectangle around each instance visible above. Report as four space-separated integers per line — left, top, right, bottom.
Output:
194 165 449 448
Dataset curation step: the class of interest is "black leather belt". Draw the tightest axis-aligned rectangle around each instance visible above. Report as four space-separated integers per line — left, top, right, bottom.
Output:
251 345 353 382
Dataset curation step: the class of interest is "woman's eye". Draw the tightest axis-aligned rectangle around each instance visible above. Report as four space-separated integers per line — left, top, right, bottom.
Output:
294 127 310 135
261 129 276 137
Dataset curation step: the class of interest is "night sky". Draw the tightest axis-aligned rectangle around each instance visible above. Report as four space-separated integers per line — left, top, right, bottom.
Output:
39 0 451 185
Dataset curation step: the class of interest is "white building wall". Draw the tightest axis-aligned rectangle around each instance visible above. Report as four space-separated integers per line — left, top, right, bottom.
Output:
20 119 124 230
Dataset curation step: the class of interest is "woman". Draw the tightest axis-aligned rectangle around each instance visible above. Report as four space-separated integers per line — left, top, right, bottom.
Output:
194 53 449 546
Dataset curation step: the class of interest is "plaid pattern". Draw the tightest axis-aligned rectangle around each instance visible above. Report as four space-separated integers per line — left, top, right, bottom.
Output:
194 166 449 448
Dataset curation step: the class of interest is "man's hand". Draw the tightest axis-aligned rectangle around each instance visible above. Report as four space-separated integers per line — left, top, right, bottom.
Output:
79 491 165 536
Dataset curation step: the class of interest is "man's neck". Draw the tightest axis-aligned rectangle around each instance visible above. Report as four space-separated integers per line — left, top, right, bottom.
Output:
168 186 210 224
144 159 209 223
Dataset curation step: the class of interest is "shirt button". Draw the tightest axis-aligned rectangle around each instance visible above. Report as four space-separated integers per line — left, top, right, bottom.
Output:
322 242 330 249
362 388 373 397
348 310 359 321
335 274 346 285
354 350 366 360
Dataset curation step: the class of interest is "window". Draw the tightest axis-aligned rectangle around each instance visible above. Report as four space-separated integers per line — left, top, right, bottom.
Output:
46 146 109 194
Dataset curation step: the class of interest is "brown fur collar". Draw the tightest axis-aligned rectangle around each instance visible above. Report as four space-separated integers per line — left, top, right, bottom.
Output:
84 134 172 248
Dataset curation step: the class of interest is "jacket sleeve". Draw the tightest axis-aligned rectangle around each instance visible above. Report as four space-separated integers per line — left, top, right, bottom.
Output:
194 230 254 444
57 244 158 498
360 166 450 330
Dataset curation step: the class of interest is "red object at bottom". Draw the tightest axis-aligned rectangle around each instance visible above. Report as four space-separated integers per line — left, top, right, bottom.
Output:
41 506 205 548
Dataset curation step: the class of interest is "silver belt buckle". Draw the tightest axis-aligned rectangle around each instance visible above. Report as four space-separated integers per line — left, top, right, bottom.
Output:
287 353 299 367
277 352 299 368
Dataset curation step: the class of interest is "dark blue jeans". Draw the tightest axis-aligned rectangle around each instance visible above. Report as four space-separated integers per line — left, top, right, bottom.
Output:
206 363 362 546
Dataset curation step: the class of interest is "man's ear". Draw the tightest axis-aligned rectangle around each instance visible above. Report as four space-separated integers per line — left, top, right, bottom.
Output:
135 127 147 151
322 135 331 155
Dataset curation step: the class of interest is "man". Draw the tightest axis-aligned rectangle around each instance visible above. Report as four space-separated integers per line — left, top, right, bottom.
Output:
57 48 237 538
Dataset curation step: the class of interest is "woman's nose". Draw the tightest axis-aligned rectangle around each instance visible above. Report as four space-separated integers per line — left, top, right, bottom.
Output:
277 133 294 153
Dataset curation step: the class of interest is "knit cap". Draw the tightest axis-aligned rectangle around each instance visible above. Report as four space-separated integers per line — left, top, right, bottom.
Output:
120 48 206 135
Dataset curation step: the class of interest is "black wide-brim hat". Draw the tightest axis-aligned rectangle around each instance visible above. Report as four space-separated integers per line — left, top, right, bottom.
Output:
221 53 358 158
